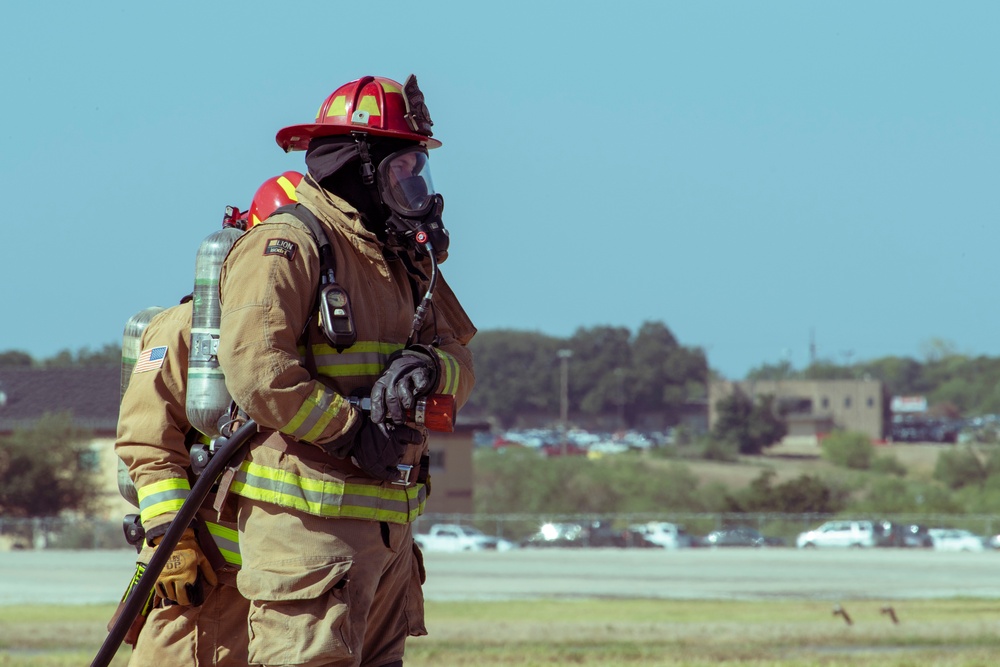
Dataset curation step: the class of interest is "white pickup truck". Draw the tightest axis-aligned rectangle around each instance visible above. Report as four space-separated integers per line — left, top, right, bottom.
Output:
413 523 515 552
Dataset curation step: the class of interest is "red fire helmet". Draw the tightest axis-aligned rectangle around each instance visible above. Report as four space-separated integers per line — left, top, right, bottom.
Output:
275 75 441 152
247 171 303 228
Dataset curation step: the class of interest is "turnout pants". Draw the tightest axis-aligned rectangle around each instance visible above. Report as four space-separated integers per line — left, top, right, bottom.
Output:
236 498 427 667
129 572 250 666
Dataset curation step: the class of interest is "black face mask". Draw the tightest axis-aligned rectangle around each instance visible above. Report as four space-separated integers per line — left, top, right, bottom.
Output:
304 136 405 238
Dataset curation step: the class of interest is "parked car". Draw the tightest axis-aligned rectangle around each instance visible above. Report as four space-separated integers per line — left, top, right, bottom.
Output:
698 526 785 548
796 520 877 549
521 521 652 548
928 528 986 552
628 521 693 550
873 521 933 548
521 522 584 548
414 523 516 552
896 523 934 548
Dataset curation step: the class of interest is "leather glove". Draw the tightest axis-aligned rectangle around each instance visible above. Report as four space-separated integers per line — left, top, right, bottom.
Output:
351 415 422 482
144 528 218 606
370 347 439 425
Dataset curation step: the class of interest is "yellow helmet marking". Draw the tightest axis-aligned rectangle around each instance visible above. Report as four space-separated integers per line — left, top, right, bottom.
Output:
356 95 382 117
323 95 348 119
276 176 299 201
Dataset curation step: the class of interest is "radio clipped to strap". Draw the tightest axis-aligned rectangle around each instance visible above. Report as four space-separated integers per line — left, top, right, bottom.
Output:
273 203 357 351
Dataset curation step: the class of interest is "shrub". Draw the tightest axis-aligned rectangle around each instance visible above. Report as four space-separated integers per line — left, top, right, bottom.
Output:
871 454 907 477
820 430 874 470
933 447 986 490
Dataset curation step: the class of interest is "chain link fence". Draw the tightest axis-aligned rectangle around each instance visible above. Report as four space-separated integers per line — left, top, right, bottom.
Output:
412 512 1000 546
2 513 998 550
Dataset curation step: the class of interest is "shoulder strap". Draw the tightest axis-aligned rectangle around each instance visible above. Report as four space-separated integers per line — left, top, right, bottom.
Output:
273 203 336 280
271 203 349 358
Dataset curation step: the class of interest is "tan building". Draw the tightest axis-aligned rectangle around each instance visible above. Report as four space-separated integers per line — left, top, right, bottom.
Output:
423 421 485 515
708 378 886 442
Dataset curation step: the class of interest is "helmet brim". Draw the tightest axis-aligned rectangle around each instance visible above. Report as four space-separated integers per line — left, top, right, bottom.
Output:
276 123 442 152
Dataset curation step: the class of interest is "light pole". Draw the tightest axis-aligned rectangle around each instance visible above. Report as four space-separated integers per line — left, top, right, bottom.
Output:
615 368 625 431
558 349 572 455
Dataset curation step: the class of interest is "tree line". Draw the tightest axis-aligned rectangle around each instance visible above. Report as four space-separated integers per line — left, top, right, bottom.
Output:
4 330 1000 425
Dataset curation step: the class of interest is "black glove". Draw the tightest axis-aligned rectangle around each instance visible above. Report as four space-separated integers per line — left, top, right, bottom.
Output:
370 347 439 425
350 416 422 482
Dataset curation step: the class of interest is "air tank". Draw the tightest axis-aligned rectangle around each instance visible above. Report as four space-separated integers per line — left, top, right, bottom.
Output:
118 306 166 507
185 226 244 438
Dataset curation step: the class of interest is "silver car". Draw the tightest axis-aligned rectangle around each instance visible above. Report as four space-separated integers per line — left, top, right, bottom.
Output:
796 520 876 549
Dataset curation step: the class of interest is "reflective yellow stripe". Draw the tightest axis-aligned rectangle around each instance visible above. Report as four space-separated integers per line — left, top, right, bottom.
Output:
137 478 191 523
435 348 460 395
302 398 340 442
136 478 190 502
305 341 403 378
312 341 402 356
140 499 186 524
316 363 384 376
282 386 345 440
232 460 426 523
204 522 241 567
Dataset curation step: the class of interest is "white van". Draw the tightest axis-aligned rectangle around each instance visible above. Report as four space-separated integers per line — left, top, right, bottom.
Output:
796 520 877 549
629 521 692 550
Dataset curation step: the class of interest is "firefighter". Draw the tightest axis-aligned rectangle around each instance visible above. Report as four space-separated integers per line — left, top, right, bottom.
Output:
114 172 303 665
216 75 476 667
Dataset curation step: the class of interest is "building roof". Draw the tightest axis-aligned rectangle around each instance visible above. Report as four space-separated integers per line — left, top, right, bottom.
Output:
0 367 120 435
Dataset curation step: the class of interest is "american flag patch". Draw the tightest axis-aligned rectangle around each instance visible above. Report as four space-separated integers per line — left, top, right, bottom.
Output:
134 346 168 374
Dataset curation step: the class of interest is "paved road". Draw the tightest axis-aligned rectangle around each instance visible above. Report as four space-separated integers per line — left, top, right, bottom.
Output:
1 547 998 605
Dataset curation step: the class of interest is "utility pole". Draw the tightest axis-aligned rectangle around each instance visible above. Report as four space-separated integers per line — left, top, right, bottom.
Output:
558 349 572 455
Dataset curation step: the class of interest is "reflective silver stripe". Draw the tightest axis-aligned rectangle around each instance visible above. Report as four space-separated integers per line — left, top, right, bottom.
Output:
204 522 241 567
231 460 426 523
309 341 404 378
137 483 190 523
282 385 345 442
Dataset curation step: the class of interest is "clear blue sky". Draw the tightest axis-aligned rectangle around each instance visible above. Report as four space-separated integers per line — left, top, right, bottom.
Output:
2 2 998 380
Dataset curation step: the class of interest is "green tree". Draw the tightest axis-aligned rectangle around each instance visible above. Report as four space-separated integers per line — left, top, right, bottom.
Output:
464 330 563 427
42 344 120 368
858 356 925 397
0 350 34 367
567 326 633 417
711 389 787 455
0 412 100 517
629 321 707 424
802 361 856 380
745 360 797 381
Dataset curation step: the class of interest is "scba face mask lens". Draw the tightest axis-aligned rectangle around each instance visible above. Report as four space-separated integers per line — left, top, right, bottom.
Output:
378 147 436 215
377 147 449 257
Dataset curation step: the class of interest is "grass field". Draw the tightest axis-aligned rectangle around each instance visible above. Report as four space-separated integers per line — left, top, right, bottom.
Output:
2 598 999 666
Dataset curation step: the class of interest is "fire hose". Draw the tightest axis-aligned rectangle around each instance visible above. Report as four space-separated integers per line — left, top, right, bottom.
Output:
90 419 258 667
